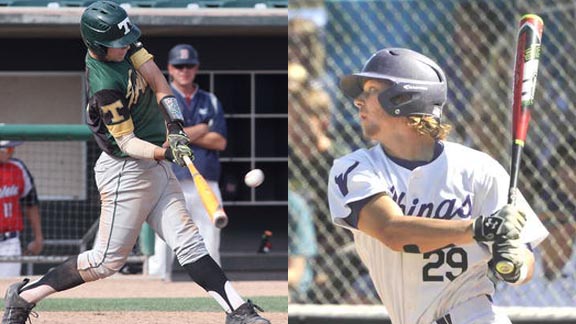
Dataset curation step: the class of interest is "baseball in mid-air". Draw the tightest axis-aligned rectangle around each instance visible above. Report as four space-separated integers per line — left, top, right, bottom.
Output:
244 169 265 188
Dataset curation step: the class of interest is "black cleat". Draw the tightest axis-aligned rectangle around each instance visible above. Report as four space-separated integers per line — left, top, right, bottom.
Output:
1 279 37 324
226 300 271 324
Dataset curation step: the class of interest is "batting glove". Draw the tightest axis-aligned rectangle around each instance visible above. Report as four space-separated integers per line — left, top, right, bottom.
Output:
473 205 526 242
165 124 194 167
489 239 525 283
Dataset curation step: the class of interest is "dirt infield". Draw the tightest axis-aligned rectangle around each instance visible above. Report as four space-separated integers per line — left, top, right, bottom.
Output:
0 276 287 324
30 311 288 323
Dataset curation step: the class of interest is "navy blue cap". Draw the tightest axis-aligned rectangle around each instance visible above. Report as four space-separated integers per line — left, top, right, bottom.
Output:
168 44 199 65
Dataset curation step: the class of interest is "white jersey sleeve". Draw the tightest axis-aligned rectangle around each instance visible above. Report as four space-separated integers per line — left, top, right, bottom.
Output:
516 192 549 247
327 149 390 229
473 154 548 248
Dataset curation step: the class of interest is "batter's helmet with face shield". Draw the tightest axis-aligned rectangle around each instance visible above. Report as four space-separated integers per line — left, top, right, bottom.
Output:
80 1 141 59
340 48 447 119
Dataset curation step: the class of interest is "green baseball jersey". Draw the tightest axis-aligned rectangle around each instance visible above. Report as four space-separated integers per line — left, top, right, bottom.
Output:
85 54 166 157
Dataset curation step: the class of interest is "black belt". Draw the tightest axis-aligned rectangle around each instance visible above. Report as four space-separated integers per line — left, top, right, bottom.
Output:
0 232 18 242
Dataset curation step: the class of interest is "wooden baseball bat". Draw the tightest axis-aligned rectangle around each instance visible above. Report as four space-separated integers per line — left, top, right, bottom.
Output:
496 14 544 276
183 155 229 229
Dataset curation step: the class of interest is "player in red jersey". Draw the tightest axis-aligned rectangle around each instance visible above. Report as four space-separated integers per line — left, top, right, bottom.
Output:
0 141 43 277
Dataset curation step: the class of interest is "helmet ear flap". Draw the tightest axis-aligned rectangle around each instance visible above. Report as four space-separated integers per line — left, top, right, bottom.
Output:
92 43 108 59
379 91 415 116
81 37 108 60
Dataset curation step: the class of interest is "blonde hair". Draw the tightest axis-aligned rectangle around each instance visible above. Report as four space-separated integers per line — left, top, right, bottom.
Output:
407 115 452 140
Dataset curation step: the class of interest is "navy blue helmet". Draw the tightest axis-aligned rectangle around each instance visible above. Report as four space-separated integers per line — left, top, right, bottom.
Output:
340 48 447 119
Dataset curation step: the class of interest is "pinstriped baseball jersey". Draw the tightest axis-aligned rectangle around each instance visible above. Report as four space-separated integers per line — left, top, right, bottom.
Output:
327 141 549 324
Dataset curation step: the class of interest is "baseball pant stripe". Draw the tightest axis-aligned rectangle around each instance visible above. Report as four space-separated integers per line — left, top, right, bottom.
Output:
92 160 126 268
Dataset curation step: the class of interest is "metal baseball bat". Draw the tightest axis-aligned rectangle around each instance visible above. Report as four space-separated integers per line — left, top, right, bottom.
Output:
496 14 544 276
183 155 229 229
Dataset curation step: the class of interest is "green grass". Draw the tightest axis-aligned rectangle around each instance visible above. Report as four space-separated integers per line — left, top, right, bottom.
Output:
0 296 287 312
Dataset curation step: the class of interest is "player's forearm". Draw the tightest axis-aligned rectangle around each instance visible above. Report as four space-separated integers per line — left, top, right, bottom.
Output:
193 132 227 151
26 205 43 241
357 194 475 253
154 147 168 161
116 134 170 162
183 124 209 142
386 217 473 253
117 133 159 160
360 215 474 253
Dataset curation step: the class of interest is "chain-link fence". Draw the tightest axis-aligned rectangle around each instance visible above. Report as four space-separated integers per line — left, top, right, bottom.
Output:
289 0 576 318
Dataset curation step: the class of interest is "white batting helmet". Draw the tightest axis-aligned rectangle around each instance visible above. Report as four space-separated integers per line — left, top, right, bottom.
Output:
0 141 23 148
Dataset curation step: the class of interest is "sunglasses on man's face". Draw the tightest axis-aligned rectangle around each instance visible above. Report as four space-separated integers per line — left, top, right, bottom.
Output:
173 64 197 70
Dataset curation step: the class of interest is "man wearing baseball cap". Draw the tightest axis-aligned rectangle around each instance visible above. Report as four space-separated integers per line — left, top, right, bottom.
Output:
0 141 43 277
148 44 228 282
168 44 200 66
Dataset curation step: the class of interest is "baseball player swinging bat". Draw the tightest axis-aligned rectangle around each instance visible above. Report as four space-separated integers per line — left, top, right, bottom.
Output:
183 155 229 229
496 14 544 276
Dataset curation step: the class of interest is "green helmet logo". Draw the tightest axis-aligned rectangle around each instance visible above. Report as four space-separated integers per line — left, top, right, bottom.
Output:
80 1 141 58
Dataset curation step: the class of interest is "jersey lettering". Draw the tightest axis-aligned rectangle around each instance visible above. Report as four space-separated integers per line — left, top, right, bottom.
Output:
389 186 472 219
422 247 468 282
3 202 12 218
0 161 30 231
101 100 127 124
117 17 132 35
335 161 360 196
0 185 19 199
126 69 147 107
